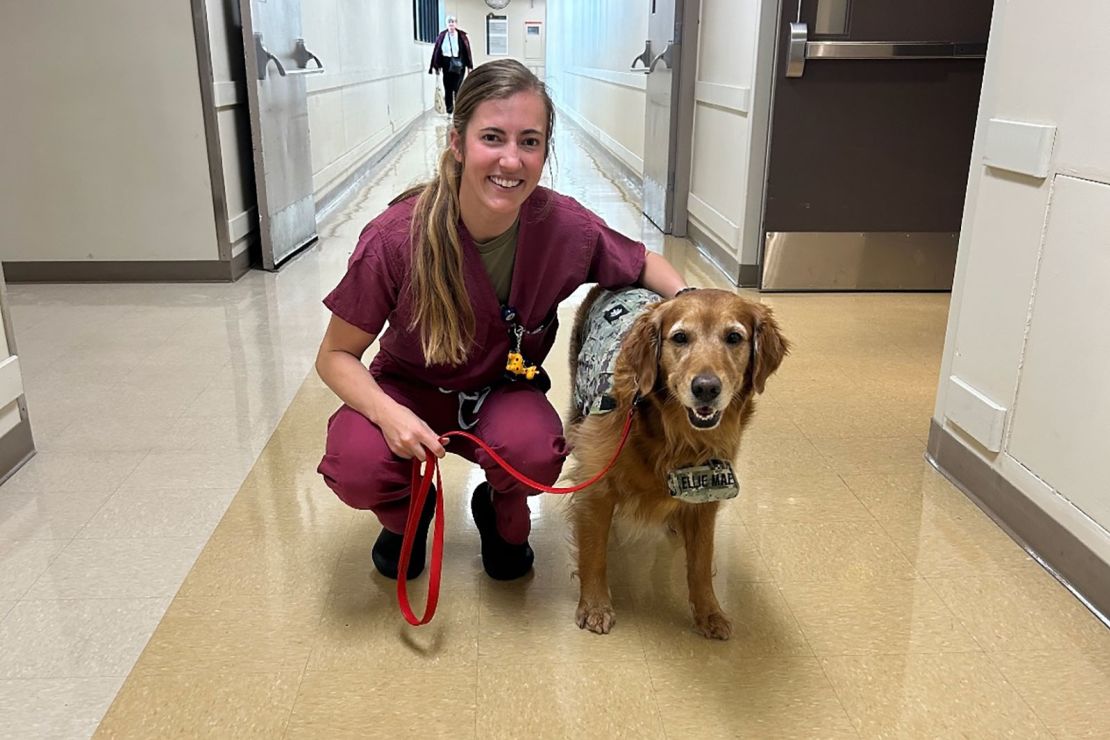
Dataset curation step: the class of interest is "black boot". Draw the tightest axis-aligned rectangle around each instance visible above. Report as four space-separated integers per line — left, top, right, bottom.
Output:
372 487 437 580
470 483 534 580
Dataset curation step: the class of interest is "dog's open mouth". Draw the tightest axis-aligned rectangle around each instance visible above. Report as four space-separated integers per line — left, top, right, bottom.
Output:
686 405 722 430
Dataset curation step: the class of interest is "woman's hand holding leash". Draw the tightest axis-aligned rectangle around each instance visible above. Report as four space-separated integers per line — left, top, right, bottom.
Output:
374 399 447 460
397 398 641 625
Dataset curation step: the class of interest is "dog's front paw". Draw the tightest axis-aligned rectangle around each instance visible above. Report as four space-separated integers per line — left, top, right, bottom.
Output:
576 600 616 634
694 611 732 640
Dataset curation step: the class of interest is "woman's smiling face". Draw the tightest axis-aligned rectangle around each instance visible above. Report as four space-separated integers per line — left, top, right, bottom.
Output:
451 91 548 240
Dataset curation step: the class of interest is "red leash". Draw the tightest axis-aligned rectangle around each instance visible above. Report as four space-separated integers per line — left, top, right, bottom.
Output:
395 403 639 626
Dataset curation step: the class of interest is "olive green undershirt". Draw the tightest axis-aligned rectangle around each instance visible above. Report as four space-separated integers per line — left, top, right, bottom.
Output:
473 218 519 304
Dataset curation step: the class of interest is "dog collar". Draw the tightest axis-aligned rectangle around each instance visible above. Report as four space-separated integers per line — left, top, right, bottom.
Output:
667 459 738 503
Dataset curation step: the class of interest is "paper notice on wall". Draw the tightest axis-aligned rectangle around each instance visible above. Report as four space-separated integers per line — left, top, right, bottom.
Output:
488 16 508 55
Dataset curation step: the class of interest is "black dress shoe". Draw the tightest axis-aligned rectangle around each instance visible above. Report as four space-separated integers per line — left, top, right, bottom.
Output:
372 487 437 580
470 483 534 580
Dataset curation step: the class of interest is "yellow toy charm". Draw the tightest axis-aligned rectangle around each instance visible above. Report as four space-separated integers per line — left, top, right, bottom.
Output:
506 351 539 380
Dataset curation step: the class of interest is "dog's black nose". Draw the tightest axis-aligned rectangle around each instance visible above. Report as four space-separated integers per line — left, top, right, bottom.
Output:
691 374 721 402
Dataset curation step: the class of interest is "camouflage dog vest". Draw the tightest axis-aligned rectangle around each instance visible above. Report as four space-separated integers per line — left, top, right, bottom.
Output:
573 288 661 416
573 288 740 504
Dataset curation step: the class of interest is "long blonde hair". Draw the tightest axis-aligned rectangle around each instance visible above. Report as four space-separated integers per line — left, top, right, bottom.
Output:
393 59 555 366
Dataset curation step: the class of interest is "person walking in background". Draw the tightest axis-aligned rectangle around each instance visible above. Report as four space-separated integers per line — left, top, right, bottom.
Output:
428 16 474 116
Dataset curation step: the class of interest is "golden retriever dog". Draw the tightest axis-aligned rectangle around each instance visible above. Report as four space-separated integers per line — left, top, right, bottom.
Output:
565 287 788 639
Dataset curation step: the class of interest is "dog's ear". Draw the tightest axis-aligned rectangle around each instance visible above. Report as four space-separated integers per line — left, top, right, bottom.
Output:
623 304 664 398
750 304 788 394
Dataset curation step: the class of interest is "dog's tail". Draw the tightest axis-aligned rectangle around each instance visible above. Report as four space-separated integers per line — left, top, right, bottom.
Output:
566 284 608 425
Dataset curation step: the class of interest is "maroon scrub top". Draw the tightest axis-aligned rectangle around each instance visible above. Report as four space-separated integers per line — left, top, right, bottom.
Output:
324 186 647 392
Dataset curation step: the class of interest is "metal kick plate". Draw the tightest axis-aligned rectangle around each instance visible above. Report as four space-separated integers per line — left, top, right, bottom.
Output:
761 231 959 291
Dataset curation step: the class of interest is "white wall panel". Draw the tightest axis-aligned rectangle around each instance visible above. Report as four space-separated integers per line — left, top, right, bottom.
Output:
948 173 1050 401
0 0 219 262
1008 175 1110 524
690 103 748 238
546 0 648 172
935 0 1110 546
697 0 759 86
302 0 430 198
686 0 761 265
694 82 751 115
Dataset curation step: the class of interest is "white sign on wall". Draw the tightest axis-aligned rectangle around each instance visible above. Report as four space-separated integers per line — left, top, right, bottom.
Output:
524 21 543 60
487 14 508 56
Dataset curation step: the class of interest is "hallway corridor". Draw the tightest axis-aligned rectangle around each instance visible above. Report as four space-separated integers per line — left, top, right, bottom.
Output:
0 115 1107 738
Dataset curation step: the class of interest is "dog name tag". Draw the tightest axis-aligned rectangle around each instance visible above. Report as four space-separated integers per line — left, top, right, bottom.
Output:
667 460 739 503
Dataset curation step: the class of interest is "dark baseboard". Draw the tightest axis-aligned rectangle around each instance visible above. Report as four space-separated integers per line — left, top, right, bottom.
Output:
3 258 245 284
739 263 761 287
0 416 35 485
685 221 765 288
230 247 251 280
928 419 1109 626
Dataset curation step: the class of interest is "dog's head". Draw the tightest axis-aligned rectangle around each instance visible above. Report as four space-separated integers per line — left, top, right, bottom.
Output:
621 289 788 431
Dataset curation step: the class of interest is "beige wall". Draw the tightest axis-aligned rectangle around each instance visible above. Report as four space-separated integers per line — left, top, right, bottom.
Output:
0 0 433 267
0 1 220 263
546 2 648 175
302 0 433 200
935 0 1110 564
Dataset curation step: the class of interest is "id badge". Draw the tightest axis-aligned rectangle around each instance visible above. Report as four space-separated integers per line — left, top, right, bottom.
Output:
667 460 739 503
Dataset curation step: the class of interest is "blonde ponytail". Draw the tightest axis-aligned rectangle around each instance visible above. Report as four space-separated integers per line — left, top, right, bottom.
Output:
395 59 556 367
406 148 475 366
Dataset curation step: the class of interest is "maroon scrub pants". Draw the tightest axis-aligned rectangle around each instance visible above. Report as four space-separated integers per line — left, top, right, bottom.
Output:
318 377 568 545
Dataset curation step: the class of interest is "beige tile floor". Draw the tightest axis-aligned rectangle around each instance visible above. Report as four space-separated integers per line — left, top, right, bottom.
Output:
1 114 1107 738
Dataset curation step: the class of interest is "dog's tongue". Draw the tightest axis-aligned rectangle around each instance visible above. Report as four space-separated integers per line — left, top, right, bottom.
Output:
697 406 715 417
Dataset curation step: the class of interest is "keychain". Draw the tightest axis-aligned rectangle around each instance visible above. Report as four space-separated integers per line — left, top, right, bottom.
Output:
506 324 540 380
501 305 544 383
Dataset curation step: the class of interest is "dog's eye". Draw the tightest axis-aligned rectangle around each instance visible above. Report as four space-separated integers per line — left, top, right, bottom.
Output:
671 331 688 345
726 331 744 345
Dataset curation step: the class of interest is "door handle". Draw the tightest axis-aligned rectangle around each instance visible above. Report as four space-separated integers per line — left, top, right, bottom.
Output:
785 0 808 78
288 39 325 76
806 41 987 60
785 22 986 78
648 41 676 73
629 39 652 73
255 33 285 80
786 22 808 78
254 33 325 80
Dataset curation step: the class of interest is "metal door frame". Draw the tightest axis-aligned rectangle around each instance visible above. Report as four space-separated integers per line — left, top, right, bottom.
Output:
639 0 700 237
239 0 322 271
189 0 234 267
741 0 786 287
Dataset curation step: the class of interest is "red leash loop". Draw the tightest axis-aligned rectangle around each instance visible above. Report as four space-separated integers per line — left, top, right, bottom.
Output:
396 403 638 626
